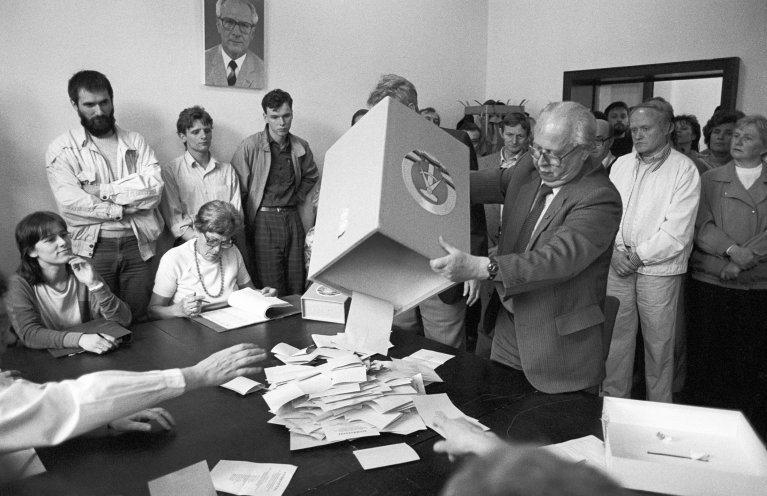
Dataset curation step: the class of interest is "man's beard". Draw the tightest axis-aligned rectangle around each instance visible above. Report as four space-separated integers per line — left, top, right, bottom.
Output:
79 110 115 137
613 123 626 136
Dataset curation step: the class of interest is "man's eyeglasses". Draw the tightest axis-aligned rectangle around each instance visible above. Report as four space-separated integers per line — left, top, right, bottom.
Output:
530 144 581 167
594 137 611 145
203 232 234 249
218 17 256 33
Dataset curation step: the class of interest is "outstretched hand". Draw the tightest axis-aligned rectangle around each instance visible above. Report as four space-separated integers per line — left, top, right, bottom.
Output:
182 343 268 390
432 412 504 461
430 236 487 283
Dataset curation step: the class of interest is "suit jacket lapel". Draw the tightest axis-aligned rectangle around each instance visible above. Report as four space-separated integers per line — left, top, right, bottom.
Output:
500 168 540 254
529 188 566 248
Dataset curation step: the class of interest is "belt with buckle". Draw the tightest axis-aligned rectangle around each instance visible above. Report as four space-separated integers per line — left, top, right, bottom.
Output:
259 206 296 212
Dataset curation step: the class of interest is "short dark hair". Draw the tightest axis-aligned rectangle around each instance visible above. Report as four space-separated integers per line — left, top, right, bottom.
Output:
194 201 243 238
500 112 531 135
176 106 213 135
351 109 368 126
674 114 702 151
457 120 481 134
261 89 293 113
15 211 71 286
592 110 608 120
702 109 746 146
604 101 629 116
68 70 113 104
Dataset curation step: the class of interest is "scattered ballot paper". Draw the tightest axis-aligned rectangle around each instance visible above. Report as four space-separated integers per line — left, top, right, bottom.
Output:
262 354 431 449
353 443 420 470
542 435 607 469
404 349 454 369
0 449 46 484
220 376 265 396
344 291 393 355
210 460 296 496
412 393 489 435
148 460 216 496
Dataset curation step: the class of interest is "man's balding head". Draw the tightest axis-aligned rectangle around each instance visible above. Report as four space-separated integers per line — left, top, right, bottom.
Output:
367 74 418 111
532 102 595 187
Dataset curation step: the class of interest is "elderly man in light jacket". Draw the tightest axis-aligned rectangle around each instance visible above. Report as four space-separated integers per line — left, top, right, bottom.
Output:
602 98 701 403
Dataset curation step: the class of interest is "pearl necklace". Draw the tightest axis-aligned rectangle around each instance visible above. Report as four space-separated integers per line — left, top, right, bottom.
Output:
193 239 224 298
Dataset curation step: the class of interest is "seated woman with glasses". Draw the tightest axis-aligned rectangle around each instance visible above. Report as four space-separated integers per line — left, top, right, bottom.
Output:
6 211 130 353
148 200 276 320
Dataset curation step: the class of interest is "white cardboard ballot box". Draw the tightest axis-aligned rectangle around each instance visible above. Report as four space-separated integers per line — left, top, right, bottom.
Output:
308 97 469 314
602 397 767 496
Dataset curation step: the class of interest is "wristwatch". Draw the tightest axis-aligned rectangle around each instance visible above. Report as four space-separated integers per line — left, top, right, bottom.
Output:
486 257 499 280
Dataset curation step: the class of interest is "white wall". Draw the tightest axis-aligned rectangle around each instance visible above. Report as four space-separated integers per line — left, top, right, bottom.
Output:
0 0 488 277
486 0 767 118
654 78 723 125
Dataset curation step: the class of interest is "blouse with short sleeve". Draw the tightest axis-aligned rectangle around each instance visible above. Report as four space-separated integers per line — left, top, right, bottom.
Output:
152 239 251 305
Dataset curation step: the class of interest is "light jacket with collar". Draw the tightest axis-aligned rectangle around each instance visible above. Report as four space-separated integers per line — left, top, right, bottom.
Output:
609 147 701 276
690 161 767 289
230 127 319 228
45 125 164 260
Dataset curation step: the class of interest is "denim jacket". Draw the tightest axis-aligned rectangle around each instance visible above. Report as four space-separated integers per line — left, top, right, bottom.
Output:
46 125 164 260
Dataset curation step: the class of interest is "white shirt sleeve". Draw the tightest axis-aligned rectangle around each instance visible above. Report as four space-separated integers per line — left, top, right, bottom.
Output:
0 369 185 453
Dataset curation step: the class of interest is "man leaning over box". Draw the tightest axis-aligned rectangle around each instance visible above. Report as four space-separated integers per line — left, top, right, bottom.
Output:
431 102 622 394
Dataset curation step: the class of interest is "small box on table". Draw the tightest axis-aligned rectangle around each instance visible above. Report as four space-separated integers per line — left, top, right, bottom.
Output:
301 282 351 324
602 397 767 496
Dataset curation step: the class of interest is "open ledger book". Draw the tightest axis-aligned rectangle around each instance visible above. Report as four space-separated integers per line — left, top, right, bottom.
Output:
193 288 301 332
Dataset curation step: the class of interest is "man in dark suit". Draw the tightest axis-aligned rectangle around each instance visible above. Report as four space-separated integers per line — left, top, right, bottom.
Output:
431 102 622 393
366 74 487 350
478 112 532 252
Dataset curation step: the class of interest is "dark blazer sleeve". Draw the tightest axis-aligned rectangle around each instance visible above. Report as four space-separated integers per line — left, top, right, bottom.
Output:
497 178 622 296
439 128 488 304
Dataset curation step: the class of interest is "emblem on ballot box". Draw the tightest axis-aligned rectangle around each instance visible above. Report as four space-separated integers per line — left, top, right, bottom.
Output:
316 284 341 297
401 150 456 216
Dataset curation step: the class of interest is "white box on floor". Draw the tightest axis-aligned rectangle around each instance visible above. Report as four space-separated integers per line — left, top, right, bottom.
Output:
308 97 469 314
602 397 767 496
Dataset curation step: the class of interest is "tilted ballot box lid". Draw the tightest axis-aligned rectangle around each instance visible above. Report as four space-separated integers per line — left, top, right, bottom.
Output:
308 97 470 314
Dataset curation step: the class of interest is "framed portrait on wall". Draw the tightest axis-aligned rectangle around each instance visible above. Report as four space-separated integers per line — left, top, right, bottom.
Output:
203 0 265 89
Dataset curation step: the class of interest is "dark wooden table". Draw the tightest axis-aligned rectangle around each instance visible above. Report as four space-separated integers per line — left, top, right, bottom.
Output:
1 315 604 496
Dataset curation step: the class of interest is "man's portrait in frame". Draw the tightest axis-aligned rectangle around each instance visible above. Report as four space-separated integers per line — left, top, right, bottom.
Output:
203 0 265 89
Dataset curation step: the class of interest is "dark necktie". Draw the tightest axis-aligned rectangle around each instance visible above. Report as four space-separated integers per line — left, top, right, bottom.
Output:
512 184 552 253
227 60 237 86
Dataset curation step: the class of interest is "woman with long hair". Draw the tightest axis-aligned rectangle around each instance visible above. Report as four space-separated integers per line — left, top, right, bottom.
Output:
6 211 131 353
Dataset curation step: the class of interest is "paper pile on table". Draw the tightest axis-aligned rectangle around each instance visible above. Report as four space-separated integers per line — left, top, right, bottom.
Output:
264 341 457 450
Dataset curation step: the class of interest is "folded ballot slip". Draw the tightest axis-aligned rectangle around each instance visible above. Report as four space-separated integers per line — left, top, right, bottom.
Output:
219 377 265 396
